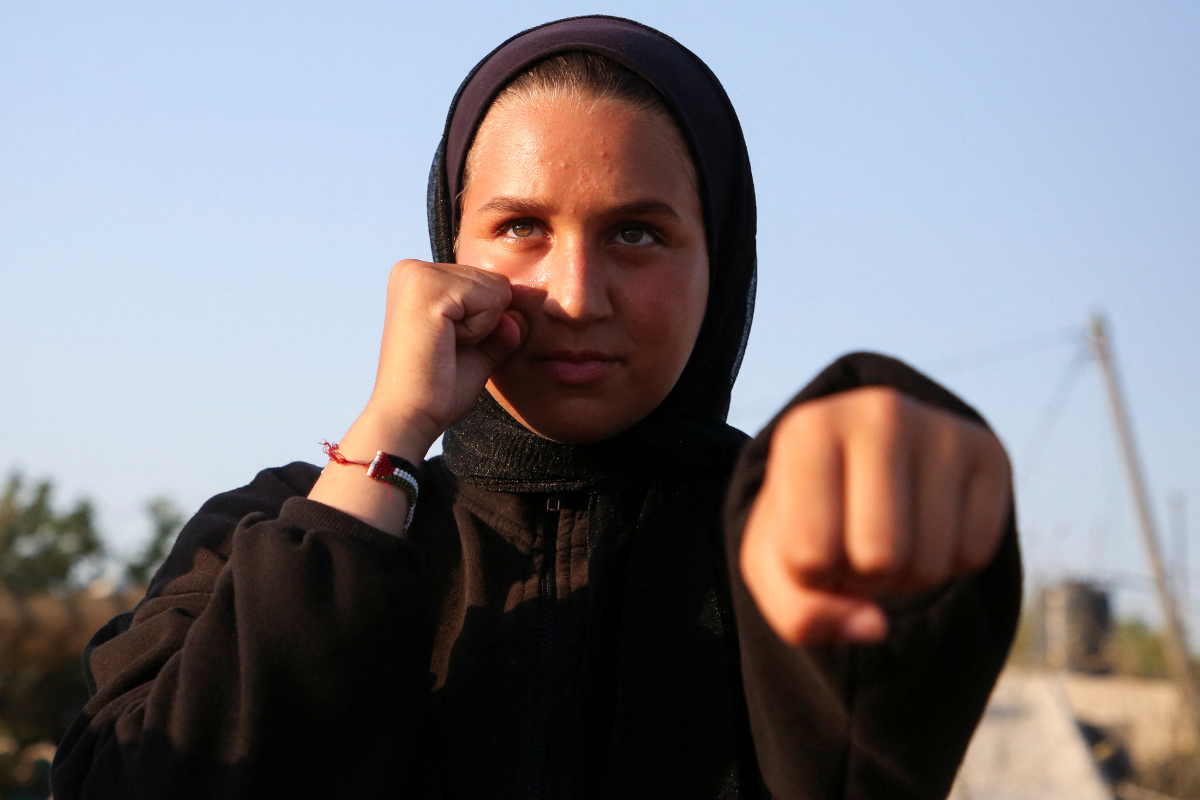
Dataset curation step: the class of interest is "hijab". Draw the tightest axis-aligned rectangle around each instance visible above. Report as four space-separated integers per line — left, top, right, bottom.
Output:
431 15 758 491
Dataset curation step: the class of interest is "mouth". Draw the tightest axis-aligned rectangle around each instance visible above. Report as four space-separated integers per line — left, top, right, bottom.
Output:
534 349 622 386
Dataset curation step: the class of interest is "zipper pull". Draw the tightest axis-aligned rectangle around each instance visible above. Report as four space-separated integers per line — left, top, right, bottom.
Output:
546 495 561 512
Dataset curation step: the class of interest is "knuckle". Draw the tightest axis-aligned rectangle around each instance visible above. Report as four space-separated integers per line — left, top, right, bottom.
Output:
775 403 825 443
861 386 906 418
855 388 907 443
493 278 513 305
471 264 507 287
388 261 405 289
389 259 424 288
935 420 967 463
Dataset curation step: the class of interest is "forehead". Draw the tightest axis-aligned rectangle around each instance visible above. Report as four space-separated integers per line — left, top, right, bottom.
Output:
464 97 699 210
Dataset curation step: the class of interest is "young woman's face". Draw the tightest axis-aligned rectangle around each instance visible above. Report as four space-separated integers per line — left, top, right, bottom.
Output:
457 97 709 444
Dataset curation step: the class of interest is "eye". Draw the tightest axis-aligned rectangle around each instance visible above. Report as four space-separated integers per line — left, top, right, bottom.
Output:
612 225 656 246
501 220 544 239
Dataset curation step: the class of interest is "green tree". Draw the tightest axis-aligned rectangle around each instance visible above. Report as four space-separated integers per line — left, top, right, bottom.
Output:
125 496 184 585
0 476 185 797
1112 618 1170 679
0 473 104 596
0 472 106 798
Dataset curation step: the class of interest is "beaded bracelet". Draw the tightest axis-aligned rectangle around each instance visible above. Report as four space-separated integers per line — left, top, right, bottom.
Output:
321 441 419 531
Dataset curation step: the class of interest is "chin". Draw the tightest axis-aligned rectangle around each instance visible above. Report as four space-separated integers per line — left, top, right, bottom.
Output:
521 409 632 445
487 386 650 445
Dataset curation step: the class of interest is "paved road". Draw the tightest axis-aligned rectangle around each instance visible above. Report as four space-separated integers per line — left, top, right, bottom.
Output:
949 670 1113 800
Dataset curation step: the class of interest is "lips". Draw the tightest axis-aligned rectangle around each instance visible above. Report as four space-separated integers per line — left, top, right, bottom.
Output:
535 349 621 385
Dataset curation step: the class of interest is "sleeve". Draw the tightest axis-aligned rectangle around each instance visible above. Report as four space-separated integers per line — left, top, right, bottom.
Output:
723 352 1023 800
50 464 437 800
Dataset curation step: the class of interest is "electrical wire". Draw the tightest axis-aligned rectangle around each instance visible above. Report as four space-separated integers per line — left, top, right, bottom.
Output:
1016 342 1093 490
922 326 1086 376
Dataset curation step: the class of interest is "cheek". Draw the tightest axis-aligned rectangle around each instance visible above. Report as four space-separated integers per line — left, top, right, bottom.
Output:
622 261 708 363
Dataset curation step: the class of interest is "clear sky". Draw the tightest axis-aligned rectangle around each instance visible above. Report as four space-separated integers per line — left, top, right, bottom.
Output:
2 2 1197 625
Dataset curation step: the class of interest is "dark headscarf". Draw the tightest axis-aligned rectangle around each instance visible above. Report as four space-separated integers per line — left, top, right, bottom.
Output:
432 16 757 491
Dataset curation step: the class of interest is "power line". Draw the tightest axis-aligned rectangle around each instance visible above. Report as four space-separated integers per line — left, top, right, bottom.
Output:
923 326 1086 375
1016 343 1092 489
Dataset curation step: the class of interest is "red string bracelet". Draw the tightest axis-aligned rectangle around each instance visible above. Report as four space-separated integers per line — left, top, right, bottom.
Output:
321 441 419 531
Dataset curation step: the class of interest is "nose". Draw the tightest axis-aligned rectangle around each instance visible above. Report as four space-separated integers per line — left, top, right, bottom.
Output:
541 234 613 326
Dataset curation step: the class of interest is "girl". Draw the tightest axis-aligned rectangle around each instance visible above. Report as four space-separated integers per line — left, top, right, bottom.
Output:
54 16 1019 800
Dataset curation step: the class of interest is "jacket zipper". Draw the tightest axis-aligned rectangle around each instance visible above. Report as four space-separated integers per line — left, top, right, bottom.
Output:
527 494 560 800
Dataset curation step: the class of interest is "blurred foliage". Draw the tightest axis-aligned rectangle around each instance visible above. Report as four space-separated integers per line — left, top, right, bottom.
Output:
1109 622 1200 797
0 663 90 798
0 471 183 799
1111 619 1170 680
125 496 184 586
1007 608 1177 682
1010 608 1200 797
0 475 104 597
1007 613 1035 665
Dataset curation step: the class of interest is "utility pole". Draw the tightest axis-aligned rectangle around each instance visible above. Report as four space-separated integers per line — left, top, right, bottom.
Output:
1171 492 1189 637
1089 313 1198 738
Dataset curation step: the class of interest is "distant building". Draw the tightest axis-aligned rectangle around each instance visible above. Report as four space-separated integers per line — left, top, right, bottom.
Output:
1031 581 1113 674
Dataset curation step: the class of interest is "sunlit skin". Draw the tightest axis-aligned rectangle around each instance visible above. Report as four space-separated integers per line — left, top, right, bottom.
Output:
307 93 1013 647
456 98 708 443
742 387 1011 643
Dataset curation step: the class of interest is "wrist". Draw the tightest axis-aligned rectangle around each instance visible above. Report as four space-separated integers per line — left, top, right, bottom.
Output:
345 405 440 466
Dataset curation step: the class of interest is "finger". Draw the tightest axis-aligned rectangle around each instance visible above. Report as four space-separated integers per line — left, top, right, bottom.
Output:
786 586 888 646
904 417 964 591
450 275 512 345
770 407 847 590
956 434 1012 572
842 394 912 594
474 309 529 370
742 525 887 645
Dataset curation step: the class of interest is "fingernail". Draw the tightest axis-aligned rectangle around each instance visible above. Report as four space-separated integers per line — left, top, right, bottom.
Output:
842 608 887 643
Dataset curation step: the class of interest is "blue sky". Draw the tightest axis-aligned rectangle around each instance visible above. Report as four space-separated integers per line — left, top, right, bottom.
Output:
2 2 1197 625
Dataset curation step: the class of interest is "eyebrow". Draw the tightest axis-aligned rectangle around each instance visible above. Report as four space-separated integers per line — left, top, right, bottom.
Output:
472 196 682 221
609 200 682 221
473 196 554 217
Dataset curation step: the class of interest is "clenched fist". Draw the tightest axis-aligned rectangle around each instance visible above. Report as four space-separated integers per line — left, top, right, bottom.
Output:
740 387 1011 646
308 259 528 533
367 259 528 458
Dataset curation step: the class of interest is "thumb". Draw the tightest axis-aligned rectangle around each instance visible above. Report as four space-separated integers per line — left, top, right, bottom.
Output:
743 534 889 646
772 586 888 646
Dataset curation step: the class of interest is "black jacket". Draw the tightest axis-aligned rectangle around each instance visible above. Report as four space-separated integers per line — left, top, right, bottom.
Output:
52 353 1021 800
